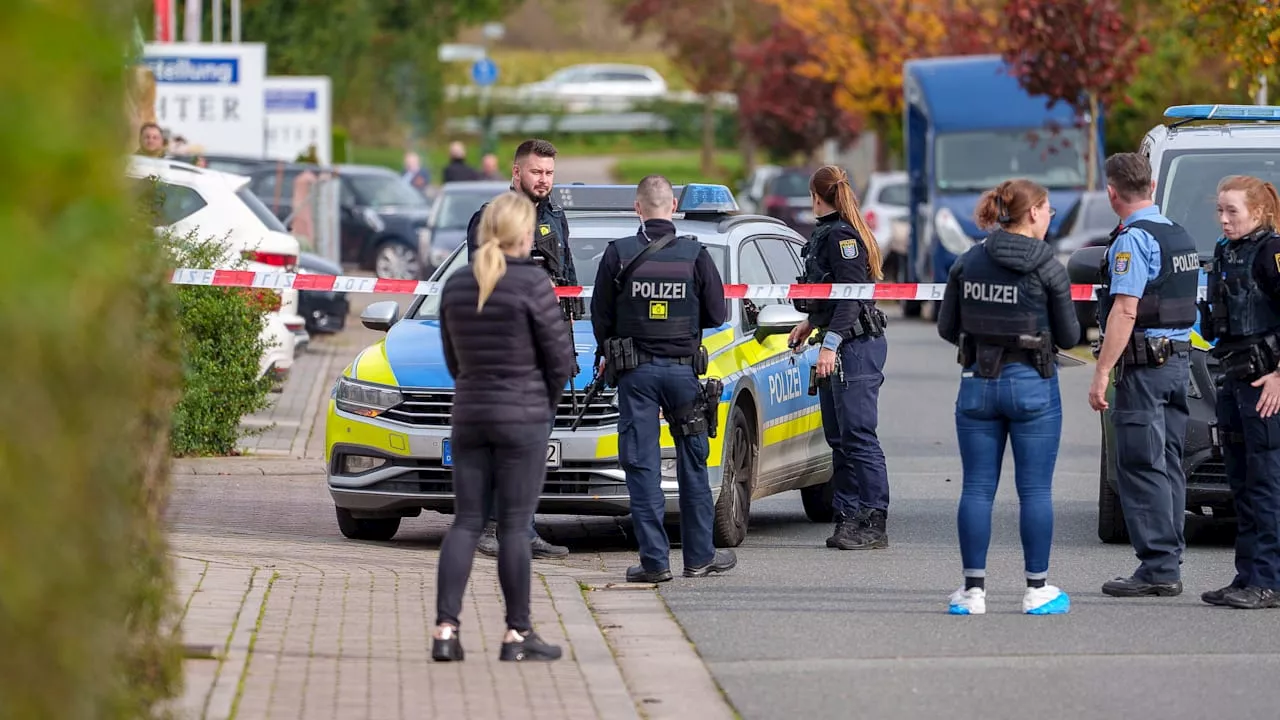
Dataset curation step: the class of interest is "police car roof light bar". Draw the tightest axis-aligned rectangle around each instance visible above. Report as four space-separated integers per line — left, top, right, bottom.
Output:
676 183 740 214
552 184 687 213
1164 104 1280 128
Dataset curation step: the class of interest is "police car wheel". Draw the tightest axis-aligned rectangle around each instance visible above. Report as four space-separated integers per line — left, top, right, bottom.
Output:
800 481 835 523
335 506 401 541
713 405 756 548
1097 436 1129 545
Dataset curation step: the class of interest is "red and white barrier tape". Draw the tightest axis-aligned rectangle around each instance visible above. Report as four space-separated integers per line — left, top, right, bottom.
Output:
171 268 1115 301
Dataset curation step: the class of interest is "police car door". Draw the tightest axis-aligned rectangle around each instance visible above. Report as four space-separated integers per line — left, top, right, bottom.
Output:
740 237 815 488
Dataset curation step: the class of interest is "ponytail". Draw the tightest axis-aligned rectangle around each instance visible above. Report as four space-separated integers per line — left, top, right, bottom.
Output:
974 179 1048 232
469 191 536 311
811 165 883 281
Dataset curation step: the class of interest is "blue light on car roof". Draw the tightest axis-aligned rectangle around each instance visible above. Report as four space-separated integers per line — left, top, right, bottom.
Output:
1164 104 1280 122
677 184 739 213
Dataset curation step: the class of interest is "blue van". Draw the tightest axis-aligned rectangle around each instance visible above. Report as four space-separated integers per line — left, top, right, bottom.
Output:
901 54 1106 318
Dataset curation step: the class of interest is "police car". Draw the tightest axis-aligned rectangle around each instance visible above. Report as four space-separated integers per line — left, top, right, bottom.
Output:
325 184 835 547
1069 104 1280 542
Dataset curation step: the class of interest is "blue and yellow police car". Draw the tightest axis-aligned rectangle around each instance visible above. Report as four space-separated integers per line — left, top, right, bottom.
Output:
325 184 835 547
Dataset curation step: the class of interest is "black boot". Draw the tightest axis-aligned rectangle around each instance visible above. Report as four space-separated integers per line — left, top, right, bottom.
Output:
826 508 868 548
834 509 888 550
431 627 464 662
499 630 562 662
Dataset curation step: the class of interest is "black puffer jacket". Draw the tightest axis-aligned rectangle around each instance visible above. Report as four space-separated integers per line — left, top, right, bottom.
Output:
937 228 1080 350
439 256 575 425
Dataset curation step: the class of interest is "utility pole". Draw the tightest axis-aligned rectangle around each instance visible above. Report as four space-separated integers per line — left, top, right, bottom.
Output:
213 0 222 42
231 0 241 42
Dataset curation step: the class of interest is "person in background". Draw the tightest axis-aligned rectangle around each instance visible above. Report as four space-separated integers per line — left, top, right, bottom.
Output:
136 122 165 157
443 141 481 183
937 178 1079 616
481 153 500 180
433 191 575 662
1199 175 1280 610
402 151 431 196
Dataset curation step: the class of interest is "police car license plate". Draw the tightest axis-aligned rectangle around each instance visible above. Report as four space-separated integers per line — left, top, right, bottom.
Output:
441 439 562 469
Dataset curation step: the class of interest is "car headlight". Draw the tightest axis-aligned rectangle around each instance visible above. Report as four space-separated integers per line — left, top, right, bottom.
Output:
335 377 403 417
935 207 974 256
361 207 386 233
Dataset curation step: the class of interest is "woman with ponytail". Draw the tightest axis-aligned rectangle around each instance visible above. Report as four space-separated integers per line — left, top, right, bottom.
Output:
433 191 575 661
788 164 892 552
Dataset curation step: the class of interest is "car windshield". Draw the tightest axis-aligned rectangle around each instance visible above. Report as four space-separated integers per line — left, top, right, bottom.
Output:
347 173 428 208
769 172 812 198
935 128 1089 192
434 189 504 229
1082 198 1119 231
877 182 908 207
413 234 729 320
1158 149 1280 256
236 186 289 232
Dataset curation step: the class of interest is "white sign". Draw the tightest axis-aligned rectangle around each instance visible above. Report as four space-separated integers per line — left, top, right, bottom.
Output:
264 76 332 165
143 42 267 157
438 43 486 62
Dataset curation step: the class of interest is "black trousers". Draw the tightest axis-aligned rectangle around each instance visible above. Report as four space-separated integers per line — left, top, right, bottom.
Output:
435 421 549 633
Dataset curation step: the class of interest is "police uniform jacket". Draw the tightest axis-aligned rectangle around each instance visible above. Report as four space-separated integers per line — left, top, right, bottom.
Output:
1206 225 1280 351
796 212 877 351
466 192 577 285
937 228 1080 352
589 218 727 360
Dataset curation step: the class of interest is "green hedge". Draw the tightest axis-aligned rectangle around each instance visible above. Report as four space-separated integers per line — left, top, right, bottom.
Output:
0 2 182 717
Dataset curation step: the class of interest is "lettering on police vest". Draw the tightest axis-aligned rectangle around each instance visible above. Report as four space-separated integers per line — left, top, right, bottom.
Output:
649 301 668 320
769 366 804 405
1172 251 1199 274
632 281 687 299
962 281 1018 304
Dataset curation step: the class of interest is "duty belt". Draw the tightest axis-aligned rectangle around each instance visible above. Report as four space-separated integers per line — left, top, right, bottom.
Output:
1217 333 1280 383
829 305 887 342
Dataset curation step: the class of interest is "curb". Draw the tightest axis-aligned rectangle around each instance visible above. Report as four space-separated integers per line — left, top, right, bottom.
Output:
171 458 324 476
544 575 640 720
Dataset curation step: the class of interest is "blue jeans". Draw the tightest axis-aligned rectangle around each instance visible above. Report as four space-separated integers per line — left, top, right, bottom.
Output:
617 358 715 572
818 335 890 517
954 363 1062 580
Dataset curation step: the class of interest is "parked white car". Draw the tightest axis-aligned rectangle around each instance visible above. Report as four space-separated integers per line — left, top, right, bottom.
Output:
259 310 296 389
517 64 668 112
858 171 910 280
127 155 308 373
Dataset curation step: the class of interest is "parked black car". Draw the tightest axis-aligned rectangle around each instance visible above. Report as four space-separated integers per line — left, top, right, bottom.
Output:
760 167 819 236
421 180 511 272
296 251 349 335
246 163 432 280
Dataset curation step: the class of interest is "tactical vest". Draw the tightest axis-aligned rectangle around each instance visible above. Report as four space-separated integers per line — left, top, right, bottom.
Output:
1098 219 1200 330
1207 229 1280 345
533 202 572 283
614 233 701 345
958 244 1052 343
794 219 869 329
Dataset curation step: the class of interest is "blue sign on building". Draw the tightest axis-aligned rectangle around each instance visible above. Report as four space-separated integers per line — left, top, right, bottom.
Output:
471 58 498 87
145 57 239 84
265 89 318 112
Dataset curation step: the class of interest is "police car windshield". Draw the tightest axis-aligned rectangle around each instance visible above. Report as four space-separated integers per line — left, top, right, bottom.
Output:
413 235 728 320
935 128 1089 192
1158 149 1280 256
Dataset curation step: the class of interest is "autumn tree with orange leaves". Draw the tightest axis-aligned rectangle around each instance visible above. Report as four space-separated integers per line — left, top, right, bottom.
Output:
1184 0 1280 100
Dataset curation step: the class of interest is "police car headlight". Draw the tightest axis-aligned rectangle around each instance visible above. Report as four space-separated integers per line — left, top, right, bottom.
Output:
361 207 386 233
935 207 974 257
335 377 403 417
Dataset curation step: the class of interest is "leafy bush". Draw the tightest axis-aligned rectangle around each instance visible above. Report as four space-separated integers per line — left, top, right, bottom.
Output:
0 2 182 717
162 228 274 457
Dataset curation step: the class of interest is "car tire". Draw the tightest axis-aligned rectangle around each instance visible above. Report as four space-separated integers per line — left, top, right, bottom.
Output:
1098 437 1129 545
902 301 923 318
335 506 401 541
713 404 756 548
800 480 835 523
373 241 422 280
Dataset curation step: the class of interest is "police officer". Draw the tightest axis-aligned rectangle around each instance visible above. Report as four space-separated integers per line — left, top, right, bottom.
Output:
590 174 734 583
1199 174 1280 610
466 138 573 561
1089 152 1200 598
787 165 890 551
938 178 1079 616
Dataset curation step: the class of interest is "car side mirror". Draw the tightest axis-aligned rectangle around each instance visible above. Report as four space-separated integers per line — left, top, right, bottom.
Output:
753 303 807 345
360 300 400 332
1067 245 1108 285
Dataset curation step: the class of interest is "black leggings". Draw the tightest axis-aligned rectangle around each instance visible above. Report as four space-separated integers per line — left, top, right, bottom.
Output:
435 421 549 633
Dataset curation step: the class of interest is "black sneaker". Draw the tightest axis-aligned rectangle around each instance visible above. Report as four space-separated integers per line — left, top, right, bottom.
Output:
431 629 464 662
625 565 673 583
1101 575 1183 597
531 534 569 559
1222 585 1280 609
476 522 498 558
835 509 888 550
826 509 867 548
499 630 562 662
1202 583 1244 606
683 549 737 577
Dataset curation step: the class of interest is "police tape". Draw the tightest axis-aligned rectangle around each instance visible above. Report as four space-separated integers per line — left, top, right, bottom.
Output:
171 268 1140 301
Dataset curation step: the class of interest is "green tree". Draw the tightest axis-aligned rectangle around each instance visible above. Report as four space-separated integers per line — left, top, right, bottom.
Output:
0 1 181 717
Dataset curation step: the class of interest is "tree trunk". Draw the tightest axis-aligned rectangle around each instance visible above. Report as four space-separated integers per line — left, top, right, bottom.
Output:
741 128 757 176
1086 91 1100 192
701 94 716 178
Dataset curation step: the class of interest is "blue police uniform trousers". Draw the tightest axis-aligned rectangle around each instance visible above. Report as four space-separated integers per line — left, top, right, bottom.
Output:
817 334 890 518
1216 376 1280 590
616 357 716 572
1112 351 1190 584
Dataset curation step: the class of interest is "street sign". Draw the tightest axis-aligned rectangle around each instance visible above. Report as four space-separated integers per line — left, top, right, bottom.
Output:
471 58 498 87
438 43 485 63
482 22 505 41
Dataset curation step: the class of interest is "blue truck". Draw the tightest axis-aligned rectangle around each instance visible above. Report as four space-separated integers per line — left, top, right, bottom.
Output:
900 54 1106 318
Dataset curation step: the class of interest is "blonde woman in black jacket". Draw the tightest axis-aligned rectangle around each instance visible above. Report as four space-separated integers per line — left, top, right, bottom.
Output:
432 191 576 663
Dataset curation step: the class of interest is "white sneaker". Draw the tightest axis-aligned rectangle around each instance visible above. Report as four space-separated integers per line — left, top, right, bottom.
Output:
1023 585 1070 615
948 587 986 615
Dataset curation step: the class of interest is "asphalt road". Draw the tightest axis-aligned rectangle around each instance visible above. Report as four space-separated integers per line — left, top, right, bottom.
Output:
658 310 1280 720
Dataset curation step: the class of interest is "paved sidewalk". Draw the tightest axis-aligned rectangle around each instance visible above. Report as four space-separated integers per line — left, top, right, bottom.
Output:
235 342 338 459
